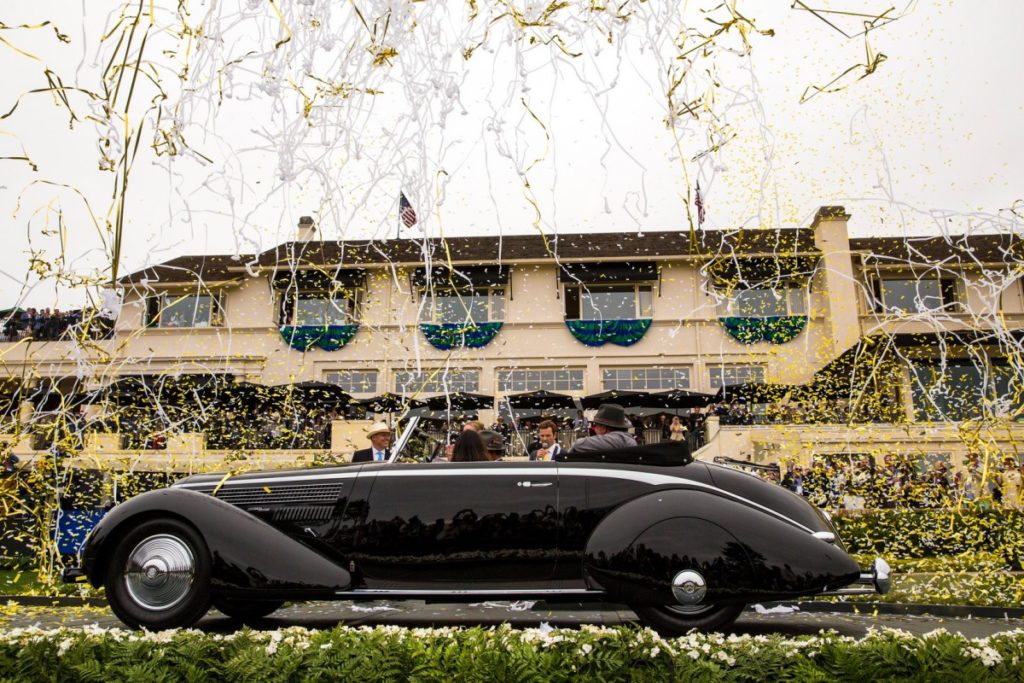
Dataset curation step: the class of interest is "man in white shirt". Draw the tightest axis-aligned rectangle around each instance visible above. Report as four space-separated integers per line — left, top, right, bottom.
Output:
529 420 562 461
352 422 392 463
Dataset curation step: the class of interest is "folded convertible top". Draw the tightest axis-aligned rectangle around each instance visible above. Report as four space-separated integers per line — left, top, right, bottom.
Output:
557 440 693 466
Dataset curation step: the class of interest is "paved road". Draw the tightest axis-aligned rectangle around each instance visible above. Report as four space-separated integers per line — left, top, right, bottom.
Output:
2 600 1023 639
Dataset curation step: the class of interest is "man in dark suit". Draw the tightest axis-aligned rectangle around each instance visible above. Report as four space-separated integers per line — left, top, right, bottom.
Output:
352 422 392 463
529 420 562 461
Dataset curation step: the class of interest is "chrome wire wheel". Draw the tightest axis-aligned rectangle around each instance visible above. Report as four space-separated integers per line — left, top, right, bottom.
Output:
123 534 196 611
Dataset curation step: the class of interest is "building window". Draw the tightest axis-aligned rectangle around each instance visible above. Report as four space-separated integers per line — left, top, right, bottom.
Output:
564 284 653 320
873 277 958 314
721 288 806 317
910 359 1023 422
709 365 765 388
145 293 223 328
497 368 585 393
395 368 480 394
420 287 504 324
280 290 359 326
602 367 691 391
325 370 378 393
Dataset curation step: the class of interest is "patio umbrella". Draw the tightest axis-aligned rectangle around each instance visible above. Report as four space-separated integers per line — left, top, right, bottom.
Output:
274 381 352 407
220 381 286 408
92 376 152 405
152 374 234 407
504 390 577 410
424 391 494 412
357 392 425 413
715 383 795 403
581 389 650 409
642 389 715 410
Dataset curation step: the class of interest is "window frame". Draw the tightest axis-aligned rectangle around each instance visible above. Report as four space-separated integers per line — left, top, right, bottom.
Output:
601 366 692 391
871 275 960 315
708 365 766 389
720 286 807 318
325 370 378 394
909 358 1024 422
563 283 654 320
496 367 586 393
394 368 481 394
278 287 361 327
145 292 224 329
419 285 505 325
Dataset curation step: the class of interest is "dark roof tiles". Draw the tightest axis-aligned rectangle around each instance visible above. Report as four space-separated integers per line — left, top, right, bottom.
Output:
118 255 253 286
851 234 1023 264
121 228 1023 286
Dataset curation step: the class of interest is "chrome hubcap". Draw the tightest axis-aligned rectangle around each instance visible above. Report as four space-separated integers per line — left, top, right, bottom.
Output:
124 534 195 610
671 569 707 606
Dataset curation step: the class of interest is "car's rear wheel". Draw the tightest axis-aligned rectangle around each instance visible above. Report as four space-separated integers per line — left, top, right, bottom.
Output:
631 602 745 634
213 597 284 622
104 518 211 630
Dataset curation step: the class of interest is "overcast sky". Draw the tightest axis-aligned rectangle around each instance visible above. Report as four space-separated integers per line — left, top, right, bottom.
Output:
1 1 1022 309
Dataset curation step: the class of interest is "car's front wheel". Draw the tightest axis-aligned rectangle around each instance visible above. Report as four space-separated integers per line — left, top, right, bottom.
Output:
104 518 212 630
631 602 745 634
213 597 284 622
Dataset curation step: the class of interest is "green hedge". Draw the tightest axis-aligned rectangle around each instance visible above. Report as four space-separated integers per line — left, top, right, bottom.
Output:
1 624 1022 682
833 508 1024 565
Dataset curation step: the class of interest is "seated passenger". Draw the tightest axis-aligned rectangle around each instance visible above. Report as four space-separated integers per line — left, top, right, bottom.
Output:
479 430 506 461
563 404 636 458
450 430 489 462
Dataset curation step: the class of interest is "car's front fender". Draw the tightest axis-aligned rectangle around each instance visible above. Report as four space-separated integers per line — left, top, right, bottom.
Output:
82 488 350 596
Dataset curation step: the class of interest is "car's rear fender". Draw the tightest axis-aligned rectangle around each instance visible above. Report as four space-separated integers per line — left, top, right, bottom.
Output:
82 488 351 596
583 488 860 606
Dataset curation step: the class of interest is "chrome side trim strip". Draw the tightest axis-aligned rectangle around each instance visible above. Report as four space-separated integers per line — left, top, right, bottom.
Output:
175 471 362 488
174 465 811 533
335 588 602 597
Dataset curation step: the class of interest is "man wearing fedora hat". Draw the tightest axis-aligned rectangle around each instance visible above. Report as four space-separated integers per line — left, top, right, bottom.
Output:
565 404 636 457
352 422 392 463
479 430 506 461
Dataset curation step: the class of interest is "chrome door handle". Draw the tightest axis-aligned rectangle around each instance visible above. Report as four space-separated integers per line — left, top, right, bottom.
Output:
517 481 553 488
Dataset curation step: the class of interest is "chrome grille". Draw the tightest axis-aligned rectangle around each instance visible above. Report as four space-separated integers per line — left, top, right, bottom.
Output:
213 483 344 507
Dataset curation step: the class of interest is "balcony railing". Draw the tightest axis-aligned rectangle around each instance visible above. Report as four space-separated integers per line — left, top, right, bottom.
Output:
1 311 114 343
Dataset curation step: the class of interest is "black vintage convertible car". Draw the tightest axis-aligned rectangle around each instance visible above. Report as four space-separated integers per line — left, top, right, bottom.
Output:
63 418 889 632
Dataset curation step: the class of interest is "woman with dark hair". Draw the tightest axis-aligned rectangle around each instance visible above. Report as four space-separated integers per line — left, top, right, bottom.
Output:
449 429 488 462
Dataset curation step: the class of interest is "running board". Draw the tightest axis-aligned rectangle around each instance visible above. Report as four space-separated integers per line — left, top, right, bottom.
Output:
334 588 607 602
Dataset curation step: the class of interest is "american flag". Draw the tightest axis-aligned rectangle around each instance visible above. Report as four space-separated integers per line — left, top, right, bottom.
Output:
695 180 706 227
399 191 418 229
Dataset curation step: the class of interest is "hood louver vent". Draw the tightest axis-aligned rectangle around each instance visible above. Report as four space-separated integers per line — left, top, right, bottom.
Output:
213 483 344 507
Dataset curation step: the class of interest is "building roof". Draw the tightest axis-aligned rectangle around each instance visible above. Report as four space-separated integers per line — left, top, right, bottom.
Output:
120 228 821 284
120 226 1024 287
118 255 254 286
851 233 1024 264
253 229 819 267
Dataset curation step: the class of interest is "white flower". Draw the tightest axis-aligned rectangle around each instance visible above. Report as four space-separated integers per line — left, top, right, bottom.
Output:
57 638 74 656
650 647 660 658
966 645 1003 667
580 643 593 655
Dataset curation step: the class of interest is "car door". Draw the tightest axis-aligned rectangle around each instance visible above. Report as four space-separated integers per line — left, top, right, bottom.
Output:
342 461 559 587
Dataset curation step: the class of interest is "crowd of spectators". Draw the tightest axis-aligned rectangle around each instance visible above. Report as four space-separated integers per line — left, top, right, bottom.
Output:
177 404 339 451
769 452 1024 511
710 398 895 426
1 308 114 342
